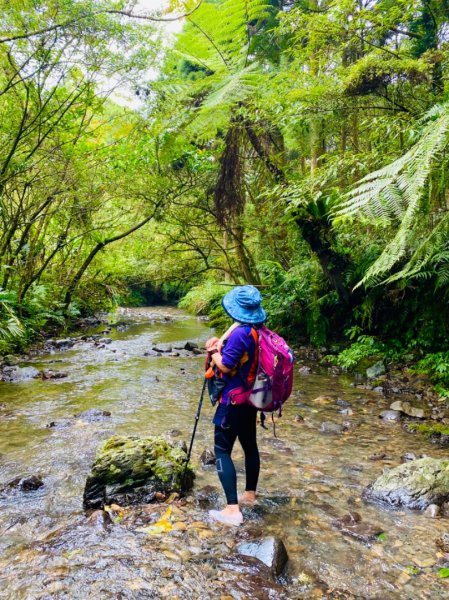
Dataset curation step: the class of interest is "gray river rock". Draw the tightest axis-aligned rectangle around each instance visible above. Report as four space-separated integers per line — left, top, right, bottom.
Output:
236 536 289 576
365 457 449 509
390 400 428 419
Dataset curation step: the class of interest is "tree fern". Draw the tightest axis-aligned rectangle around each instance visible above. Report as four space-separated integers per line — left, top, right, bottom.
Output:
170 0 275 135
336 102 449 287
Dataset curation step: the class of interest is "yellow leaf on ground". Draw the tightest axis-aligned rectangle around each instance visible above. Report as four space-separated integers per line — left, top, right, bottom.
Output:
136 506 173 535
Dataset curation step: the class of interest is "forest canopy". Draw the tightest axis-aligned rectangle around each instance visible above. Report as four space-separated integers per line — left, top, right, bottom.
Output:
1 0 449 386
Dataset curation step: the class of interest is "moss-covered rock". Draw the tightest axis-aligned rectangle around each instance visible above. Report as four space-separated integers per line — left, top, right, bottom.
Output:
83 435 194 509
406 422 449 446
364 457 449 510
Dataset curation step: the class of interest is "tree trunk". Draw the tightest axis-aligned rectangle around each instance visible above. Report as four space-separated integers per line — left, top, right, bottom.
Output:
64 207 160 308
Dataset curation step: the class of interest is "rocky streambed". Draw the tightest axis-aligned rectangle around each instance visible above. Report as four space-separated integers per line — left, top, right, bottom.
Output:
1 307 449 599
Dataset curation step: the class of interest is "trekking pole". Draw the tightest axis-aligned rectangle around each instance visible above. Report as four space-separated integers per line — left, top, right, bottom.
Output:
181 377 207 493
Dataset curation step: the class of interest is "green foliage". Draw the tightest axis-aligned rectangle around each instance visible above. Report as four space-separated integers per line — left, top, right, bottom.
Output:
438 568 449 579
258 259 331 345
337 103 449 287
2 0 449 362
178 282 234 332
328 335 387 370
415 352 449 396
407 422 449 438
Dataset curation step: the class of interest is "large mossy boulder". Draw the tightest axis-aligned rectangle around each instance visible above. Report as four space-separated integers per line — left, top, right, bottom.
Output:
364 457 449 510
83 435 194 509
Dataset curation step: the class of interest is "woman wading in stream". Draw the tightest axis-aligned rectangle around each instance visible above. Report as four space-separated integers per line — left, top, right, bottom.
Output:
205 285 266 526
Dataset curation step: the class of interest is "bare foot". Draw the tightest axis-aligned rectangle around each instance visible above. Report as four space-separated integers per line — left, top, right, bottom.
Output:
221 504 241 516
239 491 257 505
209 505 243 526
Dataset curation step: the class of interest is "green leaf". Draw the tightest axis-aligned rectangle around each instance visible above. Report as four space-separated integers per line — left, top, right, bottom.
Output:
405 566 420 575
438 568 449 578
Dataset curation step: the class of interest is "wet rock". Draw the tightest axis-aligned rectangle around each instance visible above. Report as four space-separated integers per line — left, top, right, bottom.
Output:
320 421 345 435
333 511 361 525
236 536 289 576
168 429 182 437
366 361 386 379
74 408 111 422
3 354 19 366
332 513 383 544
46 419 72 429
379 410 402 421
313 395 334 405
174 439 187 453
41 369 68 380
369 453 387 461
336 398 351 408
196 485 220 508
401 452 417 462
298 366 311 376
339 407 354 416
424 504 440 518
200 448 216 466
152 345 172 353
2 475 44 493
98 337 112 344
436 533 449 553
364 457 449 510
54 338 74 349
372 386 384 394
184 342 198 351
1 366 40 382
294 414 305 422
144 350 162 357
192 348 204 355
83 435 193 509
218 554 285 595
389 400 427 419
86 509 112 528
405 422 449 446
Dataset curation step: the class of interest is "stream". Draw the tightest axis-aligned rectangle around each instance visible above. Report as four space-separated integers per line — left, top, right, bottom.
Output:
0 307 448 599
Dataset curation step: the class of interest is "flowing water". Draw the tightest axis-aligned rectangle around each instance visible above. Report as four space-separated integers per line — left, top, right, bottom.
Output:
0 307 448 599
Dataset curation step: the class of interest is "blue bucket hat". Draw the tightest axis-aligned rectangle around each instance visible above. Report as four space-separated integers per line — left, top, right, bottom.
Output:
222 285 266 324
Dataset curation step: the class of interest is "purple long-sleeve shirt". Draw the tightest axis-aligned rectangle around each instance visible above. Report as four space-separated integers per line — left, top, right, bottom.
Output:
213 325 257 426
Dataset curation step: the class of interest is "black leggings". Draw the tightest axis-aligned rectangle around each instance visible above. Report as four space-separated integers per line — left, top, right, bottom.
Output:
214 404 260 505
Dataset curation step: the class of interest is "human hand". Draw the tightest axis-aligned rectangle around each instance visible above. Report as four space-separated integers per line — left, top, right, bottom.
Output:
205 336 220 351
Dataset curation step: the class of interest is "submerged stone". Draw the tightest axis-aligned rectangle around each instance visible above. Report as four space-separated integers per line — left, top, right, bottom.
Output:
236 536 289 576
2 475 44 493
364 457 449 510
184 341 198 351
1 366 40 382
320 421 345 435
74 408 111 422
379 410 402 421
200 448 216 466
83 435 194 509
332 513 383 544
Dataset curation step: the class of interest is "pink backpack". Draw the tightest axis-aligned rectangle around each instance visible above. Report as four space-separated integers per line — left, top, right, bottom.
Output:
248 326 294 414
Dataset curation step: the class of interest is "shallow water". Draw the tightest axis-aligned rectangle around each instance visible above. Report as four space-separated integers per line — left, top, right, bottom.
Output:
0 307 448 599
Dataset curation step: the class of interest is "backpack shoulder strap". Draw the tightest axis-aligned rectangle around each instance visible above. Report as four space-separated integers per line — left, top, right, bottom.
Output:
246 327 259 386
